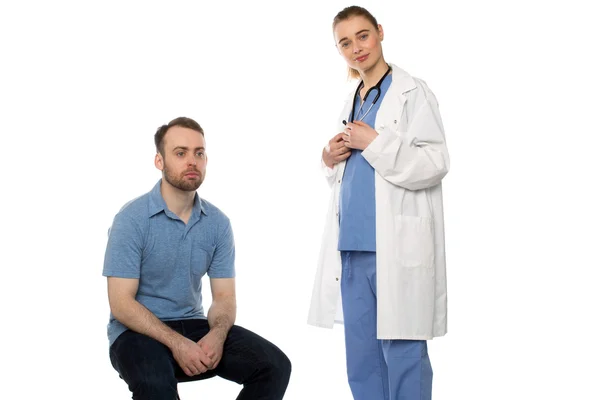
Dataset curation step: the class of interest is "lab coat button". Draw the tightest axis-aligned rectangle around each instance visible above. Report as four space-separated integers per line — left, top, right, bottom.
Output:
335 277 339 281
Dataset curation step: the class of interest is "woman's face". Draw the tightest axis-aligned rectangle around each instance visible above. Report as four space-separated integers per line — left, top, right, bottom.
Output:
333 16 384 74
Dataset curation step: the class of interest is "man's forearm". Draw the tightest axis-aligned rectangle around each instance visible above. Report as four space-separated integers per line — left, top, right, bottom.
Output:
207 296 236 341
112 298 183 349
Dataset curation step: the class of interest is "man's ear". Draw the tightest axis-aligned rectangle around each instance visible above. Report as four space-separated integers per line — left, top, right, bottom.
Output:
154 153 164 171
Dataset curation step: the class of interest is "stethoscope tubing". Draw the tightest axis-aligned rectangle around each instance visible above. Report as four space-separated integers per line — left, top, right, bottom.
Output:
348 64 392 123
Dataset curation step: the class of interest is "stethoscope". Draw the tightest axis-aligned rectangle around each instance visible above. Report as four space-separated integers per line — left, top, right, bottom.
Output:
343 64 392 125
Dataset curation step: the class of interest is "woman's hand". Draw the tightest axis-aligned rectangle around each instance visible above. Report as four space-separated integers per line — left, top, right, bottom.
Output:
323 132 352 168
343 120 378 150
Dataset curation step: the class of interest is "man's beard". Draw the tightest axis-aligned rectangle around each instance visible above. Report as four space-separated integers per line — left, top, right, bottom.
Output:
163 165 203 192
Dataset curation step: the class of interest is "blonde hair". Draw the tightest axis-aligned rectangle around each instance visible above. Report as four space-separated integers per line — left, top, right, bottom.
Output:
332 6 380 80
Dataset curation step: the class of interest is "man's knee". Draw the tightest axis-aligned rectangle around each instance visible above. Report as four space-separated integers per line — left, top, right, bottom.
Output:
129 374 178 400
278 351 292 381
263 347 292 383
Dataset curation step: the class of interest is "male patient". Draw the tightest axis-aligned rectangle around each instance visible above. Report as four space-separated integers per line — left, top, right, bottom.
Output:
103 117 291 399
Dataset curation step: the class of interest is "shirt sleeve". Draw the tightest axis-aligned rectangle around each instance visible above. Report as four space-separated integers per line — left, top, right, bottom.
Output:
207 217 236 279
102 212 144 279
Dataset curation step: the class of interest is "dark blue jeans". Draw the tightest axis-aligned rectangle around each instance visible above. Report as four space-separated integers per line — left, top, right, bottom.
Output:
109 319 291 400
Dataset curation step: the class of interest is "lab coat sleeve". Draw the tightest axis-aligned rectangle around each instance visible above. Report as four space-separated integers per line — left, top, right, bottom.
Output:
361 81 449 191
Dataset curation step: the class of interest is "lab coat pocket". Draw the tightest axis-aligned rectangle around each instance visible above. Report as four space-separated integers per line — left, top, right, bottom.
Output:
394 215 434 268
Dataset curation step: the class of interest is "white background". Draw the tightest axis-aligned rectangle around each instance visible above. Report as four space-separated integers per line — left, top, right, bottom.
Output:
1 0 599 399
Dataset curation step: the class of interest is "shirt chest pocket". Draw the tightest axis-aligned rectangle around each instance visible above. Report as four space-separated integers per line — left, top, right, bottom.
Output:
190 243 216 286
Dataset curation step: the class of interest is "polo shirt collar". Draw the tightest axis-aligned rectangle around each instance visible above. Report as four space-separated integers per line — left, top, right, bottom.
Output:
148 179 208 218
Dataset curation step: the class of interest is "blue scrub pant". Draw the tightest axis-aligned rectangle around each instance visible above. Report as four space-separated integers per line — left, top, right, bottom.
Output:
340 251 433 400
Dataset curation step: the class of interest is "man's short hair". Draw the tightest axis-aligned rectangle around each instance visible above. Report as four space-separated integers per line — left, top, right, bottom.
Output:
154 117 204 156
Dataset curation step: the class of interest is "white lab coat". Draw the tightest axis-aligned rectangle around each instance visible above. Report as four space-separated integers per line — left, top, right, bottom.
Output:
307 64 449 340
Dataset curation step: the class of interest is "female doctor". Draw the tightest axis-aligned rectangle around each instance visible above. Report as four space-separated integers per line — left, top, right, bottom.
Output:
308 6 450 400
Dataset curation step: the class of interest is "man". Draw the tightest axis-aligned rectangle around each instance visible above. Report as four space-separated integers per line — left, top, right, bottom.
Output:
103 117 291 399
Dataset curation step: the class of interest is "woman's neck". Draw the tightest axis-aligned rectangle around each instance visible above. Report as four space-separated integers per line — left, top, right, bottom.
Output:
359 59 390 91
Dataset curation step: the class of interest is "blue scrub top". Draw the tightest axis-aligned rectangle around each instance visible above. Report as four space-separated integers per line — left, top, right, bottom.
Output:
338 73 393 252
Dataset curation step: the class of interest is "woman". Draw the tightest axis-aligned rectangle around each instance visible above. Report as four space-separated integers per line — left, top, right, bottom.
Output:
308 6 450 400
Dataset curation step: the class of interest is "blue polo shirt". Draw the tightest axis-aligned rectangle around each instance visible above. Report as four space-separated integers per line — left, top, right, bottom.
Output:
102 179 235 346
338 73 393 251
